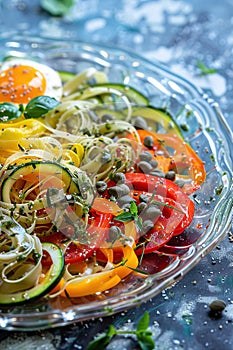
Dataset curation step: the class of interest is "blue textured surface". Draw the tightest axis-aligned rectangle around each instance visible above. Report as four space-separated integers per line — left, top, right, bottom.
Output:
0 1 233 349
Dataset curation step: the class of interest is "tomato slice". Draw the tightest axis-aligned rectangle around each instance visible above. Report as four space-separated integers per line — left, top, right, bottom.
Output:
124 173 195 254
41 210 113 265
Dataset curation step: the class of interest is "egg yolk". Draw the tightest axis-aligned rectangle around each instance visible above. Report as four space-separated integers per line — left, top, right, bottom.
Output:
0 65 46 104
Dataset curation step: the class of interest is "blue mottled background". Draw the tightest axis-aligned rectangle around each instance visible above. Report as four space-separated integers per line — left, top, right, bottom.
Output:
0 1 233 349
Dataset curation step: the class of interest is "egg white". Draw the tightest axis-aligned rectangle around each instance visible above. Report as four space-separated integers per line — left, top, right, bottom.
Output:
0 58 63 102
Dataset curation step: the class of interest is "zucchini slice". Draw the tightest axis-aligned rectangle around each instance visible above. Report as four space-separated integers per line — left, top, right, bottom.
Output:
130 105 183 137
1 160 94 210
90 105 183 137
62 84 149 106
90 83 150 105
0 242 64 305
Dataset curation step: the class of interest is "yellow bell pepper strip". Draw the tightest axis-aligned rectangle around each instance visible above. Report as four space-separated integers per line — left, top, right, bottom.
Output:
62 149 82 167
0 119 47 153
0 119 46 138
62 144 84 167
50 245 138 298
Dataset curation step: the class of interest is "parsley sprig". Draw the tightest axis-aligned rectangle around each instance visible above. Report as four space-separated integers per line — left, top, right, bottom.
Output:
87 311 155 350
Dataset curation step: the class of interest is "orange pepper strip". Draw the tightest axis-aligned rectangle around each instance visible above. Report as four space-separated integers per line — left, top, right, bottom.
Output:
99 248 114 263
55 245 138 298
148 132 206 186
91 197 123 215
128 130 206 192
185 142 206 185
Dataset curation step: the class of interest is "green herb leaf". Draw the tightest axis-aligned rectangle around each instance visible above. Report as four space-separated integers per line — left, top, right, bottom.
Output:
137 334 155 350
0 102 23 122
114 201 144 232
130 201 138 216
137 311 150 332
114 211 134 222
136 312 155 350
24 96 60 119
151 199 184 213
197 61 217 75
86 312 154 350
114 201 140 223
86 325 116 350
40 0 74 16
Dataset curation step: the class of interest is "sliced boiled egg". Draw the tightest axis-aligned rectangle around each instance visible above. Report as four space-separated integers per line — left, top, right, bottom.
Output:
0 58 62 104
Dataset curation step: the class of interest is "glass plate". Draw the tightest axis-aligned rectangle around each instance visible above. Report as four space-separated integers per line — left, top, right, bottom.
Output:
0 35 232 331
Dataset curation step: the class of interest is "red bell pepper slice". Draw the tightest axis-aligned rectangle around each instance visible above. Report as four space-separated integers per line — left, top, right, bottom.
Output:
124 173 195 254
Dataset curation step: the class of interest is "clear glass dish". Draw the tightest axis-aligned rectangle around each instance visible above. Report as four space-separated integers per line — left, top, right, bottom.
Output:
0 35 232 331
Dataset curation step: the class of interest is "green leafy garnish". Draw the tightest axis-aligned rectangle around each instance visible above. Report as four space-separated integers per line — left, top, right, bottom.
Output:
40 0 74 16
0 102 23 122
114 201 143 231
24 96 60 119
197 61 217 75
87 311 155 350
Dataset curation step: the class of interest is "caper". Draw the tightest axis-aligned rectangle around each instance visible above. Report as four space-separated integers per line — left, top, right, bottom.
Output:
150 169 165 177
121 203 131 211
139 193 149 203
143 135 154 148
138 202 147 213
133 116 148 130
150 159 158 168
96 181 107 193
144 206 161 219
118 195 135 205
209 300 226 313
165 170 176 181
113 172 126 184
108 184 130 198
142 219 154 233
101 113 115 122
139 151 152 162
138 161 153 174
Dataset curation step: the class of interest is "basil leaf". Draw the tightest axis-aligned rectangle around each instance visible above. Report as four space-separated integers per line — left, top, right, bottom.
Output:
114 212 133 222
40 0 74 16
0 102 23 122
24 96 60 119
